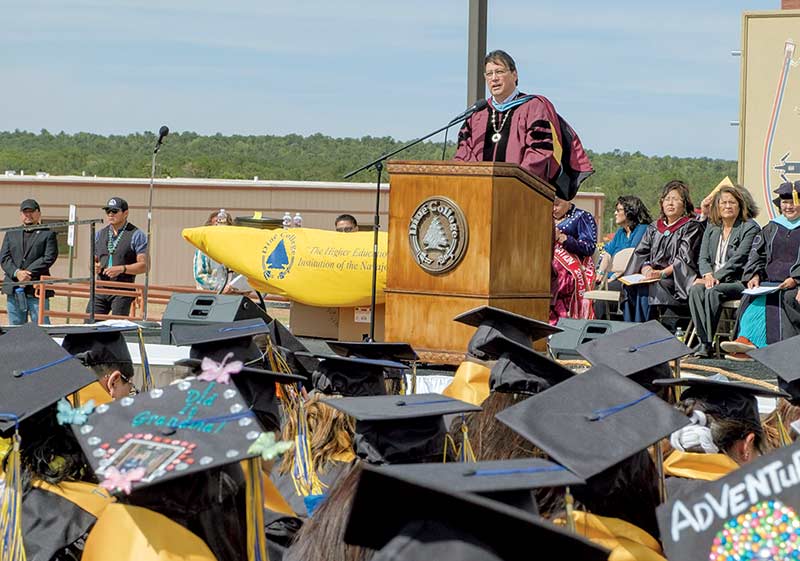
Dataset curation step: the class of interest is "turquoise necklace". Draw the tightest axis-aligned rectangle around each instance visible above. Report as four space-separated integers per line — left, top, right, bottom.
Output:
106 222 127 267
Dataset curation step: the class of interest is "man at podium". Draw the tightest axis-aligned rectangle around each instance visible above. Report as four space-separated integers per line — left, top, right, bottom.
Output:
454 50 593 201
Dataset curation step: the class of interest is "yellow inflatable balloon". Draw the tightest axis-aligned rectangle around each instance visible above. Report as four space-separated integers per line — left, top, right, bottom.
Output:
183 226 387 307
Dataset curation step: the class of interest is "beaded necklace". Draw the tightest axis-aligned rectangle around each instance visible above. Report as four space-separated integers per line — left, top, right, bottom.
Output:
106 222 127 267
490 109 511 143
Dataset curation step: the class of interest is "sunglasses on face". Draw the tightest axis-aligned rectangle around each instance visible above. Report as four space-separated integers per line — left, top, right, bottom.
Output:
106 209 120 215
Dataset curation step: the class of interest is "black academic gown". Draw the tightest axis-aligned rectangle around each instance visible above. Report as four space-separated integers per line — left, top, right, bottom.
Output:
624 219 705 306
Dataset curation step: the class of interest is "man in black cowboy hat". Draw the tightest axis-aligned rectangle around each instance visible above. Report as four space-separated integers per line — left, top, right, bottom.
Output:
0 198 58 324
88 196 148 318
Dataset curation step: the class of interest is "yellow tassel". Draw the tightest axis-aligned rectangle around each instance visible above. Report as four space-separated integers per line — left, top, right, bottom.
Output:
564 486 576 534
245 457 269 561
410 362 417 395
794 188 800 207
136 327 153 391
290 402 324 497
442 434 460 463
777 409 792 447
0 433 26 561
459 423 476 463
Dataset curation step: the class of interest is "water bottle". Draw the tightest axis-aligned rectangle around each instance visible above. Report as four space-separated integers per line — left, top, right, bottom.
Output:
292 212 303 228
216 208 228 225
675 327 685 343
282 212 292 229
14 286 27 313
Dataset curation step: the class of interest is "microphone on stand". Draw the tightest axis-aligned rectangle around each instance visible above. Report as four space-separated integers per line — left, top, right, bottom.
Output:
442 99 489 159
154 125 169 154
448 98 488 125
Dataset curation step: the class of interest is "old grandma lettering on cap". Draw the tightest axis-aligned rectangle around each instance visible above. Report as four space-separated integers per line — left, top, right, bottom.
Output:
71 378 264 491
657 441 800 561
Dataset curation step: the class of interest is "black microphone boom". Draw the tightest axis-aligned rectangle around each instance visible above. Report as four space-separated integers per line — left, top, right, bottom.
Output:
448 98 488 125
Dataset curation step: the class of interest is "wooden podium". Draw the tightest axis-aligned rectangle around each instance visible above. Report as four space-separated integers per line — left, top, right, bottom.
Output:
384 161 555 360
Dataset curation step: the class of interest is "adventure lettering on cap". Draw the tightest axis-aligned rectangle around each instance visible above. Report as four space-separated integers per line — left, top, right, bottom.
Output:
657 441 800 561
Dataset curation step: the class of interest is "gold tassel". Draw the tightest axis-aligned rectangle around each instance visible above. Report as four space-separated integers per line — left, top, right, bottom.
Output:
136 327 153 391
410 362 417 395
777 409 792 447
564 486 576 534
0 432 26 561
459 423 476 463
290 402 323 497
245 457 269 561
794 188 800 207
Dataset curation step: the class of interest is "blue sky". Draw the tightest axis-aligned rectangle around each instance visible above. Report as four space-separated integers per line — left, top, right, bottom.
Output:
0 0 780 159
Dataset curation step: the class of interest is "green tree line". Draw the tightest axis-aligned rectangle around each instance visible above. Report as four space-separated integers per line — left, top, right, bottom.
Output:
0 130 736 231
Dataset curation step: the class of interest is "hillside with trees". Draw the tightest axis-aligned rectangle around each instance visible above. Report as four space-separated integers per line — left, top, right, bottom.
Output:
0 130 737 230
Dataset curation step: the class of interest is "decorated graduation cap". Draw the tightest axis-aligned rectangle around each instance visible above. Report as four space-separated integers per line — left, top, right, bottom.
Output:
576 320 690 391
0 324 97 436
53 323 136 380
473 330 573 395
69 378 276 561
171 318 305 431
656 440 800 561
652 375 787 430
773 180 800 207
496 365 690 480
302 353 408 396
748 335 800 405
345 464 609 561
454 306 561 359
377 458 584 515
322 393 480 464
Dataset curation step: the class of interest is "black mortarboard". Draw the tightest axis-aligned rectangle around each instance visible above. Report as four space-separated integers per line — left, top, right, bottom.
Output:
473 331 573 394
172 319 305 431
327 341 419 362
71 378 263 494
303 353 408 396
496 365 690 480
577 320 689 390
652 375 787 429
53 324 136 380
656 441 800 561
0 324 97 435
322 393 480 464
345 464 609 561
377 458 584 515
773 180 800 207
266 318 317 381
748 336 800 404
454 306 561 359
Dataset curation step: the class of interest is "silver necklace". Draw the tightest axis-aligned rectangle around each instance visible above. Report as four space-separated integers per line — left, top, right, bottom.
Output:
490 109 511 143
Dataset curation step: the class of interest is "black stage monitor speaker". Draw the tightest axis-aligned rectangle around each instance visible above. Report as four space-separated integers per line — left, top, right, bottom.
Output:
161 293 272 344
547 317 634 361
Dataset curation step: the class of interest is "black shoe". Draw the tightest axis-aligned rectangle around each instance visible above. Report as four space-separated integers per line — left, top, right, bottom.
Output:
692 344 712 359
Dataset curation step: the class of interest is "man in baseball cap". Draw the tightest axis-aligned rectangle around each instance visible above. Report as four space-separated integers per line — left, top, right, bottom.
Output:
88 195 147 318
0 198 58 324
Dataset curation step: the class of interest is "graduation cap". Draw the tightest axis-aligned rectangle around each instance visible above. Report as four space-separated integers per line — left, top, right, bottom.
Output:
656 440 800 561
496 365 690 480
576 320 690 391
326 341 419 362
773 180 800 207
473 330 573 395
52 324 136 380
376 458 584 515
0 324 96 436
303 353 408 396
652 375 787 429
454 306 561 359
748 335 800 405
345 464 609 561
266 318 318 380
322 393 481 464
171 319 305 431
70 378 274 559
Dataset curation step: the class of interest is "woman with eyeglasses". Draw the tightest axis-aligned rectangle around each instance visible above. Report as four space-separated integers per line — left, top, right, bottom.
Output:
622 180 704 323
593 196 652 319
687 185 760 358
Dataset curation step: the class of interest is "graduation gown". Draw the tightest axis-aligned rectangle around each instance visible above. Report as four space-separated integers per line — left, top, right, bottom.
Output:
453 93 593 200
623 219 705 306
662 450 739 504
736 220 800 342
558 511 667 561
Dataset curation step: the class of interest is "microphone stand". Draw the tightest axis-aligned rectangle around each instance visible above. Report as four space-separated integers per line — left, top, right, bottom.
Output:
142 139 163 323
343 107 482 341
